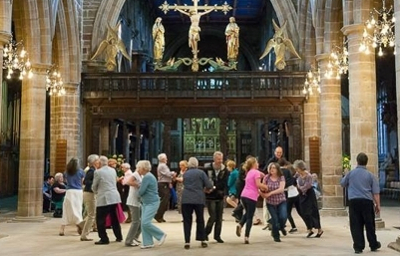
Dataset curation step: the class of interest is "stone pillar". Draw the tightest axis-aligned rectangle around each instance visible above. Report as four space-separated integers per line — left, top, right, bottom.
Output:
122 121 129 163
148 121 154 161
343 24 384 227
0 33 11 137
388 1 400 252
303 93 321 164
291 113 302 161
135 121 141 163
110 122 117 154
99 120 109 155
316 54 346 216
14 64 49 222
92 119 101 155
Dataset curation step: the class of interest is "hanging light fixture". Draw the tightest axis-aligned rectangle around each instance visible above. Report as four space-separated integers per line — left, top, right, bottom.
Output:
303 67 321 96
326 38 349 80
46 66 65 96
359 0 395 55
2 37 32 80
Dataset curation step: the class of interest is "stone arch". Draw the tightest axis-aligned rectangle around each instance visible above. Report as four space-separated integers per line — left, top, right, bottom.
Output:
164 28 259 71
323 0 343 52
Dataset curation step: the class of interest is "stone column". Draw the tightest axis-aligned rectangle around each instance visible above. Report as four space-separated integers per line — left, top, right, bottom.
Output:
14 64 49 222
135 121 141 162
316 54 346 216
0 33 11 140
122 121 130 163
388 1 400 252
219 117 228 157
92 119 101 155
291 113 302 161
343 24 384 227
303 93 321 164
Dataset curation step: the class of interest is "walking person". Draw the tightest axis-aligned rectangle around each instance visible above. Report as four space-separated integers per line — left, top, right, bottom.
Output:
138 160 167 249
181 157 213 249
175 160 188 214
293 160 323 238
59 158 86 236
92 156 123 245
341 152 381 254
260 162 287 242
123 162 142 247
235 157 266 244
155 153 176 223
80 154 100 241
204 151 229 243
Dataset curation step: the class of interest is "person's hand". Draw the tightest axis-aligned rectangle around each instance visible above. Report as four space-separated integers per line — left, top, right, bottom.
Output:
375 204 380 215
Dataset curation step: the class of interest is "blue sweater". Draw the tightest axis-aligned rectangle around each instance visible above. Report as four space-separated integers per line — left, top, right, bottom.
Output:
138 172 160 204
340 166 379 201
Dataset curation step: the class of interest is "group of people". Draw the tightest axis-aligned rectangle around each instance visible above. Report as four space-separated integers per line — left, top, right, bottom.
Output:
52 147 381 253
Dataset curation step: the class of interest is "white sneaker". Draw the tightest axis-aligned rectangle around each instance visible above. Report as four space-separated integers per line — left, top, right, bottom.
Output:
140 244 154 249
133 238 141 245
158 233 167 246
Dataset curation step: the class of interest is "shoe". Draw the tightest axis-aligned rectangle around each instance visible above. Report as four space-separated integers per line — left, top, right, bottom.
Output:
94 240 110 245
158 233 167 246
133 238 141 245
231 212 240 222
92 228 98 232
201 241 208 248
59 226 65 236
315 230 324 238
371 241 381 251
306 231 314 238
116 238 123 242
184 243 190 249
162 219 166 222
125 219 132 224
253 218 261 225
140 244 154 249
236 225 242 237
274 237 281 242
205 235 209 241
354 249 363 254
76 225 83 235
281 229 287 236
262 225 269 230
244 237 249 244
289 228 298 233
215 237 224 243
80 238 93 241
154 218 163 223
125 243 139 247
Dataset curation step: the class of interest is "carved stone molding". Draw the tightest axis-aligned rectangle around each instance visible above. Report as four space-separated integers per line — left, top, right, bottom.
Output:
31 63 52 75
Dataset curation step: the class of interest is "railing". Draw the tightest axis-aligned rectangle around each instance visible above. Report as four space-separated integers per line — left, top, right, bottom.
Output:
81 71 307 100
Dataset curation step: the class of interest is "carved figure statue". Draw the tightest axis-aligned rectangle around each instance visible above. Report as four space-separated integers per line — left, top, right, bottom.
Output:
174 6 215 56
152 17 165 63
225 17 240 61
91 22 131 71
259 19 301 70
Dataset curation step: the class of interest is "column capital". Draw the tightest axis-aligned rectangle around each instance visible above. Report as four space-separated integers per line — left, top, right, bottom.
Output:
341 24 364 36
0 32 11 45
31 63 52 75
315 53 330 63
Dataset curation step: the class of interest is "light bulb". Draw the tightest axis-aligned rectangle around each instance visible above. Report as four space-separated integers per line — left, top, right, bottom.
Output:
302 88 307 95
28 70 33 78
378 47 383 56
371 18 376 25
365 47 370 55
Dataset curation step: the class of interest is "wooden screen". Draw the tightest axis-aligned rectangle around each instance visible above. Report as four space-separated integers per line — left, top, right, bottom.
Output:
309 136 320 174
55 139 67 174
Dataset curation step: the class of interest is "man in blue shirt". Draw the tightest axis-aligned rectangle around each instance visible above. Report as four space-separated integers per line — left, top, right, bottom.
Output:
341 152 381 254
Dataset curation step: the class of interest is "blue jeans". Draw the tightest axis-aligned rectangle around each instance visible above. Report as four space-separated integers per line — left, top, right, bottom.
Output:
267 201 287 239
141 201 165 246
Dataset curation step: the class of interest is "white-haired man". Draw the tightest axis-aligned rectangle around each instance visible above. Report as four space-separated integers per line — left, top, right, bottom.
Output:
154 153 175 223
92 156 123 244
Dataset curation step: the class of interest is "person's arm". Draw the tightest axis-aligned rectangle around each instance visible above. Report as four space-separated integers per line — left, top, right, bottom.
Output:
122 172 133 185
199 8 214 16
92 171 99 194
203 172 213 191
297 174 312 194
256 172 268 191
159 164 175 178
227 171 236 188
373 193 380 214
371 174 380 214
53 186 66 194
265 177 286 197
175 8 190 16
125 174 138 187
138 175 149 196
340 173 349 187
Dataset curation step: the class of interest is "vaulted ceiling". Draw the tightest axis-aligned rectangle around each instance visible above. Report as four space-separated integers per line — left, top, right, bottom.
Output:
151 0 268 24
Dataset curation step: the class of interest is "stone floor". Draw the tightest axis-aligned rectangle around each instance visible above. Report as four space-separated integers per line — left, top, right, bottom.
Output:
0 199 399 256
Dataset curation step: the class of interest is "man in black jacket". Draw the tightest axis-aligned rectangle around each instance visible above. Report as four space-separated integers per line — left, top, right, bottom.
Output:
204 151 229 243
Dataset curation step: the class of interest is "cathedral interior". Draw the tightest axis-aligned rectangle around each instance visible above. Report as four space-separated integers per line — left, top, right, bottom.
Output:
0 0 399 222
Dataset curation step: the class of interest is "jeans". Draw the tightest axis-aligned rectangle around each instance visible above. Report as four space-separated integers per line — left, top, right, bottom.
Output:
286 195 301 229
125 205 141 245
141 201 165 246
267 201 287 239
205 199 224 239
239 197 257 237
349 199 379 251
182 204 206 243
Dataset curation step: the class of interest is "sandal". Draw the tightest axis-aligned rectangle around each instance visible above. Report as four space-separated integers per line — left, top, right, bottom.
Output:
315 230 324 238
253 218 261 225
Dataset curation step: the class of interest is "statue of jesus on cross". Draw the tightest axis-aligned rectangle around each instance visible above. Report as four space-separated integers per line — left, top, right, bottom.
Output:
159 0 232 59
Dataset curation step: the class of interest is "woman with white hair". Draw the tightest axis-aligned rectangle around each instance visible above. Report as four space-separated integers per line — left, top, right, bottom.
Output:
137 160 167 249
181 157 213 249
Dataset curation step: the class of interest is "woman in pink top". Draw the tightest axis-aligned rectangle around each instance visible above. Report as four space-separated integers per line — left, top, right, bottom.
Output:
235 157 267 244
260 162 287 242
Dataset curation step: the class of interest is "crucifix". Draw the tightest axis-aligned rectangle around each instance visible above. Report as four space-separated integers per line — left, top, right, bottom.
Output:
159 0 232 68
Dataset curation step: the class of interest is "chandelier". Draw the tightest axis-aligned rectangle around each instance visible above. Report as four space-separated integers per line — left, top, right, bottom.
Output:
325 40 349 80
303 67 321 96
359 0 395 56
46 66 65 96
2 37 32 80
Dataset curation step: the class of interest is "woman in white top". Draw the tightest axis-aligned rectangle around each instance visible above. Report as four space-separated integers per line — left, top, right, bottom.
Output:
123 162 143 247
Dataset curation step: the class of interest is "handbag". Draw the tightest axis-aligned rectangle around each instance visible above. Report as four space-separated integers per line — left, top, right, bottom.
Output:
105 203 126 227
287 185 299 198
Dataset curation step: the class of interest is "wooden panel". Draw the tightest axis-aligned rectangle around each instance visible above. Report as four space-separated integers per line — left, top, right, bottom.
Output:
55 139 67 174
309 136 320 175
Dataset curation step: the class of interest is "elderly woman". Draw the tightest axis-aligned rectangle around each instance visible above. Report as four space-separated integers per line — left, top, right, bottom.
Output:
293 160 323 238
59 158 86 236
182 157 213 249
175 160 188 214
52 172 66 217
137 160 167 249
80 154 100 241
